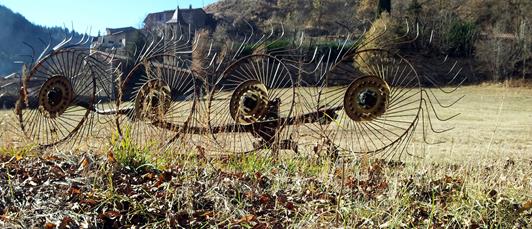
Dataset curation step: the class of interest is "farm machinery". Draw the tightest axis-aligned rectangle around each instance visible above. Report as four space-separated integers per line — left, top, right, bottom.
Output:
10 23 464 159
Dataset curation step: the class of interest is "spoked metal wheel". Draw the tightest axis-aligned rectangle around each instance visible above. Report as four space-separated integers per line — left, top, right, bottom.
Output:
116 54 196 148
208 54 297 154
318 49 421 156
16 49 96 147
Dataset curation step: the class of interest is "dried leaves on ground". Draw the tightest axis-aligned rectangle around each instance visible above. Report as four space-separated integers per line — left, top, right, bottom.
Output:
0 153 530 228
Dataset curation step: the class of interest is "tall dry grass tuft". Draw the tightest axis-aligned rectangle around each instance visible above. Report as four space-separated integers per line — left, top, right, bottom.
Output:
252 43 267 56
354 13 401 75
192 29 209 79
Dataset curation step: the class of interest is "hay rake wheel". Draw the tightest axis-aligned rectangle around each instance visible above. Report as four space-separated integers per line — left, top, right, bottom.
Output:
207 54 298 154
115 54 197 148
16 48 96 148
315 48 423 158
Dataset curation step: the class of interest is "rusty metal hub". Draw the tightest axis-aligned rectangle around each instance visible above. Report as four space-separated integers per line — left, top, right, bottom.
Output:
135 79 171 121
344 75 390 121
230 80 269 125
38 75 74 118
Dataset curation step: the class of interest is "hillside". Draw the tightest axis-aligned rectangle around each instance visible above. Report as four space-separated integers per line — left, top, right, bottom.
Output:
205 0 359 37
205 0 531 82
0 5 84 76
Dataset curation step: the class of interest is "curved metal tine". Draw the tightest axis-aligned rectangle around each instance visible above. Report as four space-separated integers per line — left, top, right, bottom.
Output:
348 25 368 49
74 26 93 47
206 40 214 57
53 34 74 51
287 32 312 60
235 33 256 61
383 20 420 48
137 38 164 63
420 107 445 145
22 42 37 64
213 41 235 72
204 55 218 74
4 106 24 141
270 22 285 45
81 28 93 46
153 37 168 55
333 34 353 64
354 19 388 50
151 37 168 57
271 43 309 64
234 20 260 58
134 39 154 63
430 59 466 86
288 52 324 75
321 48 336 75
204 42 218 69
424 73 466 94
231 34 250 60
190 29 201 52
422 88 464 109
287 32 351 68
314 50 337 111
89 58 119 121
400 120 420 159
311 50 333 96
82 115 100 149
277 31 303 53
190 29 211 56
284 34 322 69
185 24 193 45
173 38 193 56
261 23 286 54
448 69 467 87
421 98 457 132
362 19 411 51
197 39 218 72
36 38 53 62
249 23 273 49
401 125 425 159
422 95 461 122
380 120 417 160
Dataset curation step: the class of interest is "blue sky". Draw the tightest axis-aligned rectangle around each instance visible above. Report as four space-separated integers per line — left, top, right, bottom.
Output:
1 0 217 36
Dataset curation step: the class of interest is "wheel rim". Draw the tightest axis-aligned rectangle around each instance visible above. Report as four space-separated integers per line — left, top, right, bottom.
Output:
318 49 422 154
17 49 95 147
208 54 296 153
116 54 196 148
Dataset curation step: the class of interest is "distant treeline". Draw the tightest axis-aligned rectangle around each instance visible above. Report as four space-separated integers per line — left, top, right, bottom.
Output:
0 4 86 76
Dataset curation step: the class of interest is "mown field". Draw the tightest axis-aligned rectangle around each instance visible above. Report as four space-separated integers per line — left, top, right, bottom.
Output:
0 84 531 228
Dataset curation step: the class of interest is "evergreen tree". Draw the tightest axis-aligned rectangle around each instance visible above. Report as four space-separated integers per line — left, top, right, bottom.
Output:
378 0 391 15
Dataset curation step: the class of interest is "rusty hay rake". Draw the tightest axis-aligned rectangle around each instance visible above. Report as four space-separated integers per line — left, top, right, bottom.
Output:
8 22 464 160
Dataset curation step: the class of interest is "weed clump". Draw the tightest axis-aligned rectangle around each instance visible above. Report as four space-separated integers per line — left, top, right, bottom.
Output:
354 13 402 75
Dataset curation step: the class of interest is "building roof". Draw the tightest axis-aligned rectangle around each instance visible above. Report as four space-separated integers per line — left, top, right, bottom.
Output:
143 10 175 24
144 8 207 24
166 8 182 24
106 27 137 35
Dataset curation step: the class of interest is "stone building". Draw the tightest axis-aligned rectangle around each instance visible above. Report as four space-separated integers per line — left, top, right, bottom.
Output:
90 27 144 56
143 6 216 37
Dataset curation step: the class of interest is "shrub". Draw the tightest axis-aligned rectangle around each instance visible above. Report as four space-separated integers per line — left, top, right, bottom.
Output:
444 20 477 57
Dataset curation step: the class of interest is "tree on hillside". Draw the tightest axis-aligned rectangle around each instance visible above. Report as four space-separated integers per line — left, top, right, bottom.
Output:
378 0 391 14
357 0 392 21
312 0 323 28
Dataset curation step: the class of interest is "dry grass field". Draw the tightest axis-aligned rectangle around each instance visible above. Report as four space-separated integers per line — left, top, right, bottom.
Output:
0 84 531 228
419 84 532 163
